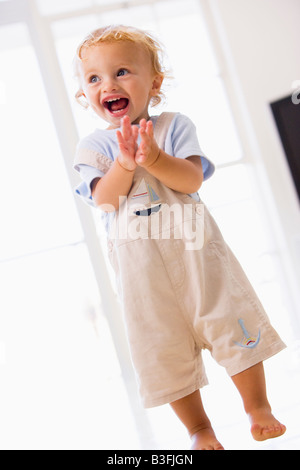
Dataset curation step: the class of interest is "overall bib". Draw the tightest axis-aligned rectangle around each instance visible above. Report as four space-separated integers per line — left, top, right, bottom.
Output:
78 112 286 408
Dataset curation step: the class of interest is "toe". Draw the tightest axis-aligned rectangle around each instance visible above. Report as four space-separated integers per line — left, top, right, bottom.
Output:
215 444 225 450
251 422 286 441
251 423 264 441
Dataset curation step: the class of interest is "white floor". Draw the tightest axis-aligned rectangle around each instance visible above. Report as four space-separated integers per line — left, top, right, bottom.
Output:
1 316 299 450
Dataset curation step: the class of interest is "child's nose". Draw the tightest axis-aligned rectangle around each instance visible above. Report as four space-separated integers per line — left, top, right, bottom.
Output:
102 77 118 93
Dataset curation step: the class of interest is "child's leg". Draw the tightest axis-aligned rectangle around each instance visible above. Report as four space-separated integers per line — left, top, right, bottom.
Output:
170 390 224 450
231 362 286 441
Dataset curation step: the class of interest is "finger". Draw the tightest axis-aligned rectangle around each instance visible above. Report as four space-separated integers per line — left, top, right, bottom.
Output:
132 125 139 142
116 130 130 155
146 120 154 138
139 121 149 141
139 119 147 133
121 115 132 140
116 130 124 146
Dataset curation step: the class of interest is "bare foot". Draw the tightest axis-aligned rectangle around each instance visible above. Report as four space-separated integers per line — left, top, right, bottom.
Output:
191 426 224 450
249 408 286 442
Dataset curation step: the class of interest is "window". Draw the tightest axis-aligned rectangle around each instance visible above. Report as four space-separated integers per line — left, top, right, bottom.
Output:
0 20 140 450
0 24 82 260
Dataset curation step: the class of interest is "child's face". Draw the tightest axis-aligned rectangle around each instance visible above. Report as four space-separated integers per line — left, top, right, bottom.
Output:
78 41 163 129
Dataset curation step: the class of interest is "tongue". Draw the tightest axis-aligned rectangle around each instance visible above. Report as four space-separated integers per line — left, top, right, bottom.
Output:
110 98 128 111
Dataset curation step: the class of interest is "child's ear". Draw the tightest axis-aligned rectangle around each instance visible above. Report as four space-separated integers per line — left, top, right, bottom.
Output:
75 90 89 109
151 74 164 97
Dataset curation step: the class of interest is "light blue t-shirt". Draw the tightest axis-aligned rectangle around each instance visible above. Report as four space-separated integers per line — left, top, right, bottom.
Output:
74 113 215 207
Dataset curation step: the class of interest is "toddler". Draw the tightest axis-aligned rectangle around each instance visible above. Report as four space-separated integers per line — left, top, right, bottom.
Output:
73 25 286 450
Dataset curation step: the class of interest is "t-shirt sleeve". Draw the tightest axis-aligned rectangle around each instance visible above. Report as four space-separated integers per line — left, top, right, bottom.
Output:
165 113 215 181
74 164 103 207
73 130 114 207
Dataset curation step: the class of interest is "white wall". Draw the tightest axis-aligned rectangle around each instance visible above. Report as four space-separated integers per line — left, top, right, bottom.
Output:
202 0 300 325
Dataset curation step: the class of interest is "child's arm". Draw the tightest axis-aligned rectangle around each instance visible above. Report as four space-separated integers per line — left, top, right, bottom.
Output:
136 119 203 194
91 160 135 211
91 116 138 211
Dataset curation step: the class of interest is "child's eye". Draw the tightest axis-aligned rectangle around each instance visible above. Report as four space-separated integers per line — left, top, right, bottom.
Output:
117 69 129 77
89 75 100 84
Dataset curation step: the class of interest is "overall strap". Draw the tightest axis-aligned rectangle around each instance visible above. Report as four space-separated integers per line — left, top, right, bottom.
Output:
153 112 177 149
74 148 113 174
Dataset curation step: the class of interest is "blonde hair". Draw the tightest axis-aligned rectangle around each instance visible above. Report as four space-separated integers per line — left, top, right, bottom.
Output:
74 24 168 108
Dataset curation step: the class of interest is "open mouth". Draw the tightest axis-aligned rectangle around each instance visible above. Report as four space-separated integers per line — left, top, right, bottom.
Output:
103 97 129 114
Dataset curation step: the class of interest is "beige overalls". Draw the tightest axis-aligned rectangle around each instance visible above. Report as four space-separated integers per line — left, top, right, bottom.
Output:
75 112 286 408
